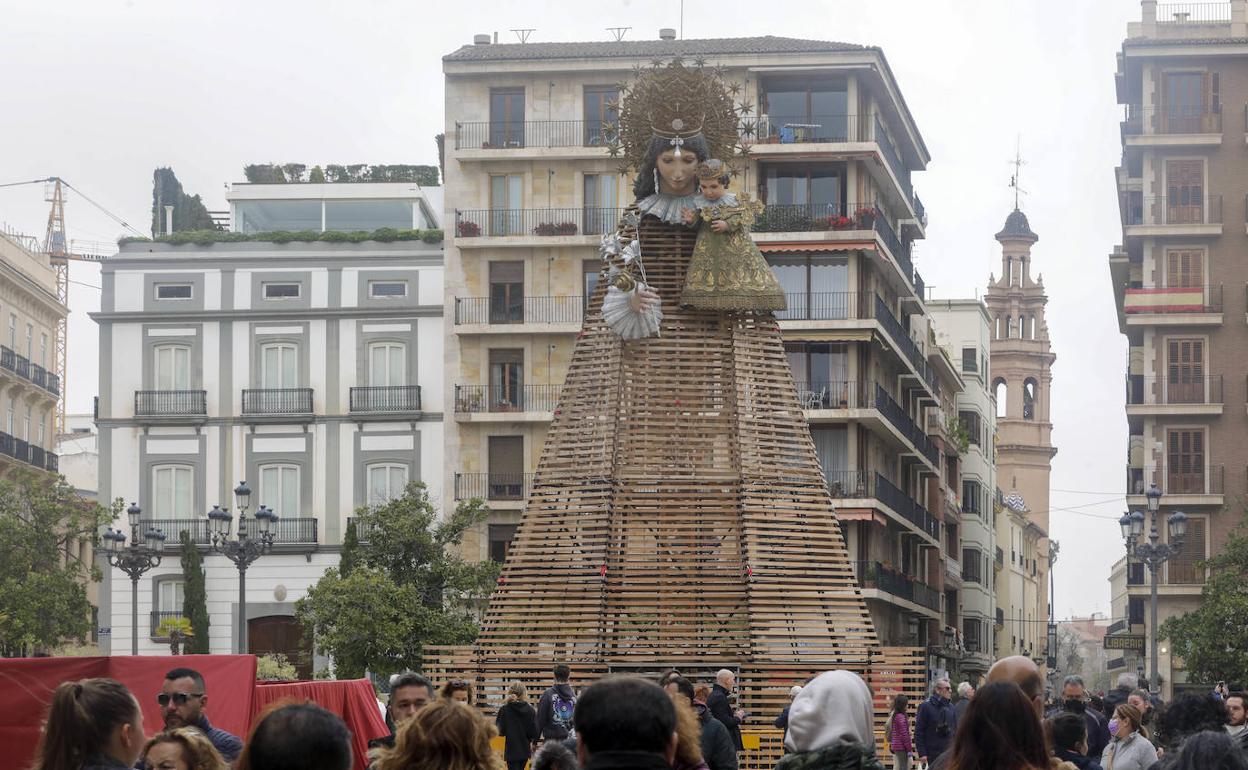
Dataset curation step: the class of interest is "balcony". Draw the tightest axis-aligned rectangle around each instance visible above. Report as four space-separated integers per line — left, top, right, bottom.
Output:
1122 194 1222 238
1123 284 1223 326
45 451 58 473
874 384 940 469
1125 374 1223 416
0 346 12 373
31 364 47 390
995 546 1004 569
134 390 208 420
28 445 45 470
775 290 874 323
454 472 534 504
46 372 60 396
454 120 617 152
454 295 584 331
270 517 319 546
150 611 188 638
1123 105 1223 146
1126 464 1224 505
875 297 940 398
454 208 624 244
455 384 561 421
825 469 871 499
15 439 30 464
754 203 916 293
796 380 863 412
141 519 212 546
0 431 12 458
349 385 422 415
1128 562 1146 586
346 516 375 543
241 388 314 420
14 354 29 380
874 473 942 541
854 560 941 614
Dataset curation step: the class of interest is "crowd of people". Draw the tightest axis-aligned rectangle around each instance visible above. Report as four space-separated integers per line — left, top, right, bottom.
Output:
24 660 1248 770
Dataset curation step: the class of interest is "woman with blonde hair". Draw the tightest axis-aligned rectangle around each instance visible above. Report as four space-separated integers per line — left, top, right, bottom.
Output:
495 683 539 770
374 699 505 770
141 728 230 770
668 689 710 770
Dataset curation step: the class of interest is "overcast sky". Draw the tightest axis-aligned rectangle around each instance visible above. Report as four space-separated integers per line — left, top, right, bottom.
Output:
0 0 1137 619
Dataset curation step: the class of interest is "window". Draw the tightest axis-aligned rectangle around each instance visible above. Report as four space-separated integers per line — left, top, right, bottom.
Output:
261 343 298 389
584 86 620 145
811 427 850 492
8 314 15 349
489 523 519 563
1165 159 1204 224
1167 428 1205 494
368 281 408 298
25 324 32 358
759 75 849 141
368 342 406 387
156 580 185 613
1168 516 1206 584
488 88 525 147
761 163 845 212
39 333 46 366
959 410 982 446
1128 596 1145 625
1166 249 1204 289
489 349 524 410
5 398 12 433
156 284 193 300
153 345 191 390
1162 71 1218 132
963 549 982 584
235 200 321 233
263 282 301 299
768 253 849 320
961 347 977 373
583 260 601 311
487 435 524 500
36 414 45 448
488 175 523 235
785 342 849 407
488 262 524 323
151 465 194 519
325 200 414 231
367 463 409 506
962 479 983 515
1023 379 1037 420
994 379 1007 418
259 464 300 517
22 405 30 441
583 174 618 235
1166 339 1205 404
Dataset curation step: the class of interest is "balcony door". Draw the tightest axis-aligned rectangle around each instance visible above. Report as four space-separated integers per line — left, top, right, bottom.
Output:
583 174 617 235
786 342 848 407
488 436 524 500
1167 516 1206 584
489 175 523 235
1165 160 1204 224
1165 248 1204 288
368 342 406 387
488 262 524 324
259 464 300 519
761 164 844 214
584 86 619 146
811 426 850 494
1166 338 1204 404
152 464 193 520
488 349 524 411
154 345 191 390
758 76 848 141
1166 428 1205 494
488 88 524 148
261 343 298 389
1162 72 1216 133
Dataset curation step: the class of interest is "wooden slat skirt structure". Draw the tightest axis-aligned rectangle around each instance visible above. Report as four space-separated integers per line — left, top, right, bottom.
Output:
456 210 913 728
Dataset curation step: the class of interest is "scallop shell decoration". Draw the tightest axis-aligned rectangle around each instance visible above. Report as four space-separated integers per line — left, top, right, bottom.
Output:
603 282 663 340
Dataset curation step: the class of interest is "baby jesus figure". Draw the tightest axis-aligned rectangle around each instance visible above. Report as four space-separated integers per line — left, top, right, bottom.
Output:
679 159 787 312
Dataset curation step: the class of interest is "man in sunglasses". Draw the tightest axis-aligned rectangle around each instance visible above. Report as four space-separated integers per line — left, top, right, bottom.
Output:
159 667 243 762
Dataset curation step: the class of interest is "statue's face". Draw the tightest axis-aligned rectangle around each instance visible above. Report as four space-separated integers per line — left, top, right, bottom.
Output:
655 148 699 195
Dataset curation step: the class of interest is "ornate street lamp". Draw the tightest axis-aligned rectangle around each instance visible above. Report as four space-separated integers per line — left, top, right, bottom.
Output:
102 502 167 655
207 481 277 654
1120 483 1187 695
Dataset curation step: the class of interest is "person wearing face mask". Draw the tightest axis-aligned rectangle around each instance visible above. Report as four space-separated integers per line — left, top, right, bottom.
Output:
1047 676 1110 761
1101 704 1158 770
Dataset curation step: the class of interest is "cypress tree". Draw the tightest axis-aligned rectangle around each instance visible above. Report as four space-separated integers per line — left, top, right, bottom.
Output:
180 529 211 654
339 521 360 577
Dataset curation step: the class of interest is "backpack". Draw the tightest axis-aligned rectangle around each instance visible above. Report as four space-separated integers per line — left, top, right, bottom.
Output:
550 689 575 734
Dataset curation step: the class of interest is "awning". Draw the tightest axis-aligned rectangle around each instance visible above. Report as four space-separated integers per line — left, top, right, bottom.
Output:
758 241 874 253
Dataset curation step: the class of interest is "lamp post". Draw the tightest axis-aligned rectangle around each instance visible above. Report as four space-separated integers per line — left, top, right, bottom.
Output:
102 502 167 655
207 481 277 654
1119 483 1188 696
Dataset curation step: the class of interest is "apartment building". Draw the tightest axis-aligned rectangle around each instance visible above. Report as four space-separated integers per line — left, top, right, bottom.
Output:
94 181 443 666
1106 556 1147 682
929 299 998 679
0 229 64 477
1108 0 1246 697
443 32 965 668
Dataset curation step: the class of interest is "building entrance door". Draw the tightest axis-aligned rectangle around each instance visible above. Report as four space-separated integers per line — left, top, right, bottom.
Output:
249 615 312 680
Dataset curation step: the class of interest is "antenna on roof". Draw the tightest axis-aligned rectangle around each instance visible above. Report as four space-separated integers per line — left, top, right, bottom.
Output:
1008 135 1028 211
511 28 535 43
607 27 631 42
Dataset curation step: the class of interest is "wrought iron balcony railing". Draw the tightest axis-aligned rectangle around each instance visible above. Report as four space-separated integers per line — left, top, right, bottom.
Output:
455 120 620 150
795 380 862 410
242 388 313 415
454 295 584 326
270 517 318 544
349 385 422 413
134 390 207 417
874 472 942 540
1124 105 1223 135
1126 374 1223 405
45 451 58 472
0 346 13 372
455 384 562 414
1127 464 1224 496
141 519 212 546
825 469 871 499
454 208 625 238
774 290 875 322
28 445 45 470
874 384 940 467
31 364 47 389
854 560 941 612
0 431 13 457
150 611 188 638
453 472 534 501
875 297 939 397
1122 194 1222 226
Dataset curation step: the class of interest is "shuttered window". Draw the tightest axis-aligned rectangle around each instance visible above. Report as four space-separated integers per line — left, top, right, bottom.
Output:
1167 516 1206 584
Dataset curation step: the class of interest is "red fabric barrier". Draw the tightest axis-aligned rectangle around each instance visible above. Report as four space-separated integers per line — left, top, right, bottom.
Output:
0 655 256 770
253 679 389 770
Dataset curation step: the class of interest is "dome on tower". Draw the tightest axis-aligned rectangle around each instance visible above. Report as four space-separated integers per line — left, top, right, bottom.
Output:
995 208 1038 243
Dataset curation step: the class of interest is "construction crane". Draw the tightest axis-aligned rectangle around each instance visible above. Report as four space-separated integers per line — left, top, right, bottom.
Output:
1 176 144 435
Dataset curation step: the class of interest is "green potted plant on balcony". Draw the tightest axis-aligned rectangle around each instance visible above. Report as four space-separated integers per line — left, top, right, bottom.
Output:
853 206 877 229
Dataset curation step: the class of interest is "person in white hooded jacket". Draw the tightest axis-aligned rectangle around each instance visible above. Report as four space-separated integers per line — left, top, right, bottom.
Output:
775 670 886 770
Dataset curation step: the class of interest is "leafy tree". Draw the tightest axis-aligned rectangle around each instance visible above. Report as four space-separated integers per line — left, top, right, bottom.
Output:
0 473 115 656
1160 518 1248 686
308 165 326 183
295 483 497 678
151 168 218 236
180 529 210 653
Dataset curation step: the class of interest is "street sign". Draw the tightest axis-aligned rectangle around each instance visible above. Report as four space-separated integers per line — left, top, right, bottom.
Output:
1104 634 1145 652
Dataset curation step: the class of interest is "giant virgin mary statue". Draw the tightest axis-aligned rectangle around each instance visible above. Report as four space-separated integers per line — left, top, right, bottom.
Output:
469 61 880 707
